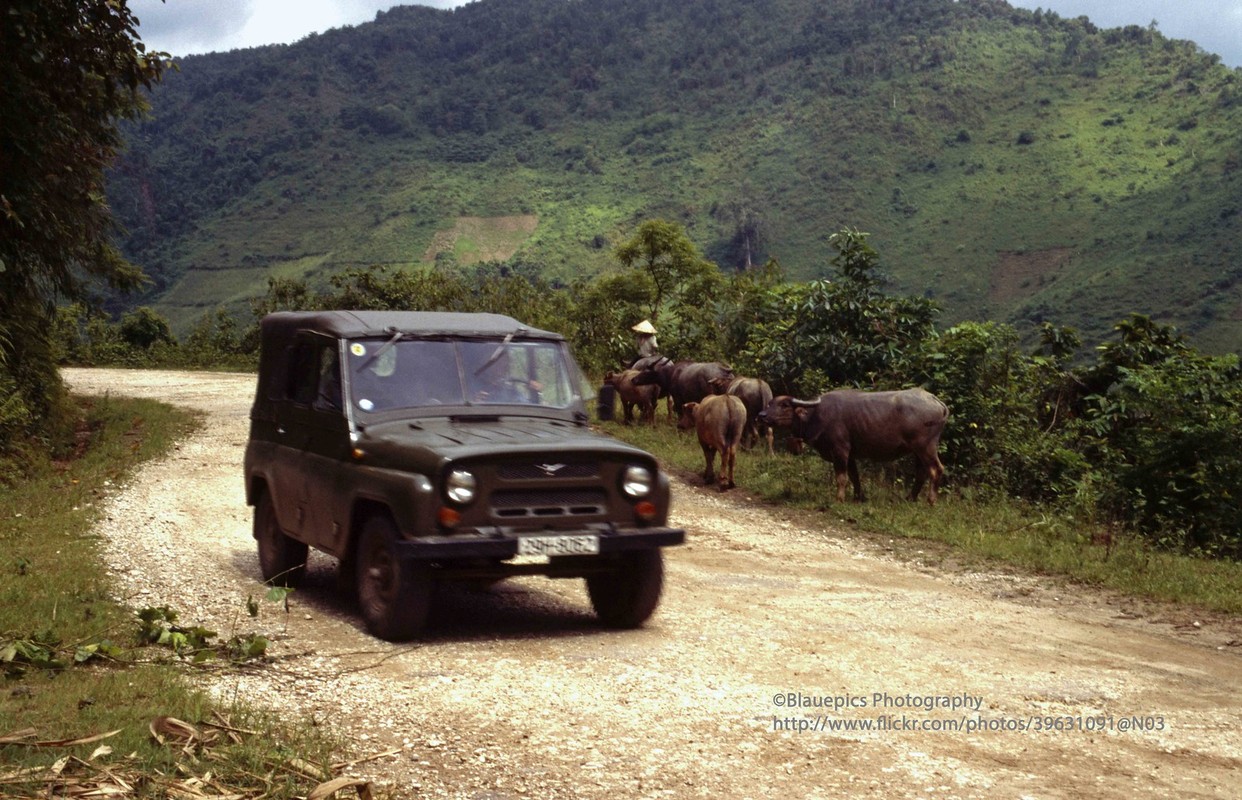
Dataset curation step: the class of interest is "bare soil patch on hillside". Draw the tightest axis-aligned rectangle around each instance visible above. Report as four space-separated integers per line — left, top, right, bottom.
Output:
989 247 1075 305
422 215 539 264
64 368 1242 800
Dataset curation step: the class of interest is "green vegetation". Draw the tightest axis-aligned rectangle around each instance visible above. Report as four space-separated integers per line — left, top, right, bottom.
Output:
55 224 1242 564
10 228 1242 791
1 1 169 488
106 0 1242 354
606 418 1242 614
0 395 347 798
10 2 1239 789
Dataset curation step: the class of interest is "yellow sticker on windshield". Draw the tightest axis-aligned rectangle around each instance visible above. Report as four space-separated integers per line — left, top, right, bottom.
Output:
350 343 366 357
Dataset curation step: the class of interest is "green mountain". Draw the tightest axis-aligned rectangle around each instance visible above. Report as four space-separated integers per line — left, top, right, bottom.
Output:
107 0 1242 351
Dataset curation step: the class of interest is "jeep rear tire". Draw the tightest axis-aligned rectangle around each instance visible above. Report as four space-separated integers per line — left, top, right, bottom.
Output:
255 490 308 588
356 514 432 641
586 549 664 629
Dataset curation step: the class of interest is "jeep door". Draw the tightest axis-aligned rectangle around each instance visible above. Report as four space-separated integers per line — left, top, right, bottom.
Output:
278 334 351 549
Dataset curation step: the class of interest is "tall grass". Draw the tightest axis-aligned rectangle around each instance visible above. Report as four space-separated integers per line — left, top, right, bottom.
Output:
604 418 1242 614
0 394 346 798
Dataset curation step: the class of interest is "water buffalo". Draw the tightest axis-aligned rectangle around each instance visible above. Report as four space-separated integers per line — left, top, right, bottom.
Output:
630 355 674 418
633 356 734 418
710 376 775 455
678 394 747 491
760 388 949 505
603 369 659 424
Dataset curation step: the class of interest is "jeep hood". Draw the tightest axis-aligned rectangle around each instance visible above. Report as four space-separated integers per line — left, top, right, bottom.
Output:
354 415 656 467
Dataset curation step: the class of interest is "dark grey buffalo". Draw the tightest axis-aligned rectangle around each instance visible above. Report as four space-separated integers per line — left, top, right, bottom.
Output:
710 376 774 455
633 356 734 417
759 388 949 505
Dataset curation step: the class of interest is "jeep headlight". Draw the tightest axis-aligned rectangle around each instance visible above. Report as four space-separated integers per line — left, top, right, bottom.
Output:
622 465 653 499
445 469 477 505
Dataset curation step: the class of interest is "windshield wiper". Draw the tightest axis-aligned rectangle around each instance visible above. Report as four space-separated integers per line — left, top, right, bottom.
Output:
472 327 527 376
360 328 404 371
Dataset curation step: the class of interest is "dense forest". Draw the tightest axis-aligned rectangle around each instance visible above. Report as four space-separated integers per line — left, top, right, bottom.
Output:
106 0 1242 351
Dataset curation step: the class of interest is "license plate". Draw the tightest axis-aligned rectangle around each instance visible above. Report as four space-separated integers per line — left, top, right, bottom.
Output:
517 534 600 556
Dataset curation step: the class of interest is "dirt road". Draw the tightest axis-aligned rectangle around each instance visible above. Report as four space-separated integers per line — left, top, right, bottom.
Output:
65 368 1242 799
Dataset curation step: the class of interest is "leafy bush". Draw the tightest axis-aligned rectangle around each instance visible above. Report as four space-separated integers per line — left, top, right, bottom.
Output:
1076 318 1242 557
740 229 937 395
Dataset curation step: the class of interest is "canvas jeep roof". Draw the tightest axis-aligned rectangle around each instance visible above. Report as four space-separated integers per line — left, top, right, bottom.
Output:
258 310 564 342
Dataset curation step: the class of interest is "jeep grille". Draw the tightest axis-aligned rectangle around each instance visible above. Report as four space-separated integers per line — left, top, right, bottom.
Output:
490 489 608 518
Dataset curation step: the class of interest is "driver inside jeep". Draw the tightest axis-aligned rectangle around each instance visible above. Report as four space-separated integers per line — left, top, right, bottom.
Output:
461 342 542 404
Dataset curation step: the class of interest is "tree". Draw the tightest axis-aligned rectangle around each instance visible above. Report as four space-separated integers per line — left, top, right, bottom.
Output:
614 219 717 324
0 0 167 446
613 219 724 358
739 228 937 395
119 307 175 351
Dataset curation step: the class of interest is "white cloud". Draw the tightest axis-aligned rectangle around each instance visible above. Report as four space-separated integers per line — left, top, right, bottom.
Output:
130 0 255 55
131 0 464 56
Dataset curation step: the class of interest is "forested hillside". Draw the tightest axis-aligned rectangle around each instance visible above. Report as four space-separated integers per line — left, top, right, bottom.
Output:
108 0 1242 350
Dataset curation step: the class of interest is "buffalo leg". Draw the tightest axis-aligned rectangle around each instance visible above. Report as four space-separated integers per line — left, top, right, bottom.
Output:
923 454 945 506
701 443 717 485
930 457 944 504
847 457 864 501
720 445 736 491
910 452 945 505
910 461 927 503
832 458 851 503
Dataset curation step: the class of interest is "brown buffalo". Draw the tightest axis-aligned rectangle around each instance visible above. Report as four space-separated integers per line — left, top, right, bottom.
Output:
603 369 659 424
760 388 949 505
633 356 734 418
678 394 747 491
710 376 775 455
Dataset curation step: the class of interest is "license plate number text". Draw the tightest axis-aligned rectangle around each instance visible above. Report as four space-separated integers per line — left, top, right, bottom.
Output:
517 534 600 556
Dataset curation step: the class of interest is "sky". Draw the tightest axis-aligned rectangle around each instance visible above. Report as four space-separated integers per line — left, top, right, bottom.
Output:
130 0 1242 68
128 0 464 56
1008 1 1242 67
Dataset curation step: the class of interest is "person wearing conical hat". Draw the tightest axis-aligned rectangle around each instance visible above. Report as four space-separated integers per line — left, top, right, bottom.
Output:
632 320 659 359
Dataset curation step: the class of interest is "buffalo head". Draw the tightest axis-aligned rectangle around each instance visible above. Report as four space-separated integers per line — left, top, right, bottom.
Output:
677 401 699 431
758 395 819 428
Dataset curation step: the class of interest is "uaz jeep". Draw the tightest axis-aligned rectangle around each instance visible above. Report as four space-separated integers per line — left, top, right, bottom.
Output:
243 311 684 640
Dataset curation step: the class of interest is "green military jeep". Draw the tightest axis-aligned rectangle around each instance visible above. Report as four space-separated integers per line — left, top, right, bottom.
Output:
243 311 684 640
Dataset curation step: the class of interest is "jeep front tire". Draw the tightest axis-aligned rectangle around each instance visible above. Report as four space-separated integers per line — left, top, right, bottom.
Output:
356 514 433 641
586 549 664 629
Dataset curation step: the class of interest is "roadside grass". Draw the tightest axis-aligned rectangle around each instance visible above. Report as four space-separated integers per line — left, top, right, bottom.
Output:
0 395 349 799
604 418 1242 615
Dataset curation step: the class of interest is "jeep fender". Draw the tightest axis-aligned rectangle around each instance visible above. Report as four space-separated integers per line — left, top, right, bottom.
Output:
342 465 436 553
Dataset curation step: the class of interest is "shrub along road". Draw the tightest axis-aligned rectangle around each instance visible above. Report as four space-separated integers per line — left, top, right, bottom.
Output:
64 368 1242 799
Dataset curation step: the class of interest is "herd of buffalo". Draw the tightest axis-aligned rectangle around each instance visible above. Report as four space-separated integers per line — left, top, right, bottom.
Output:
604 357 950 505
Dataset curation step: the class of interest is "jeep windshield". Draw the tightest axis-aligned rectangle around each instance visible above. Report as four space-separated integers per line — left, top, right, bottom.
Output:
345 337 581 414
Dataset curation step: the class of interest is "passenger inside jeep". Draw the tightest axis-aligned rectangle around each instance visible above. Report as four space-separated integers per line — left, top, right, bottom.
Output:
314 349 343 411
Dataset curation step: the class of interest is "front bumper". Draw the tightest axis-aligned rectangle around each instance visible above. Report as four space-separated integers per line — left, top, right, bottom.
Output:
393 526 685 561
